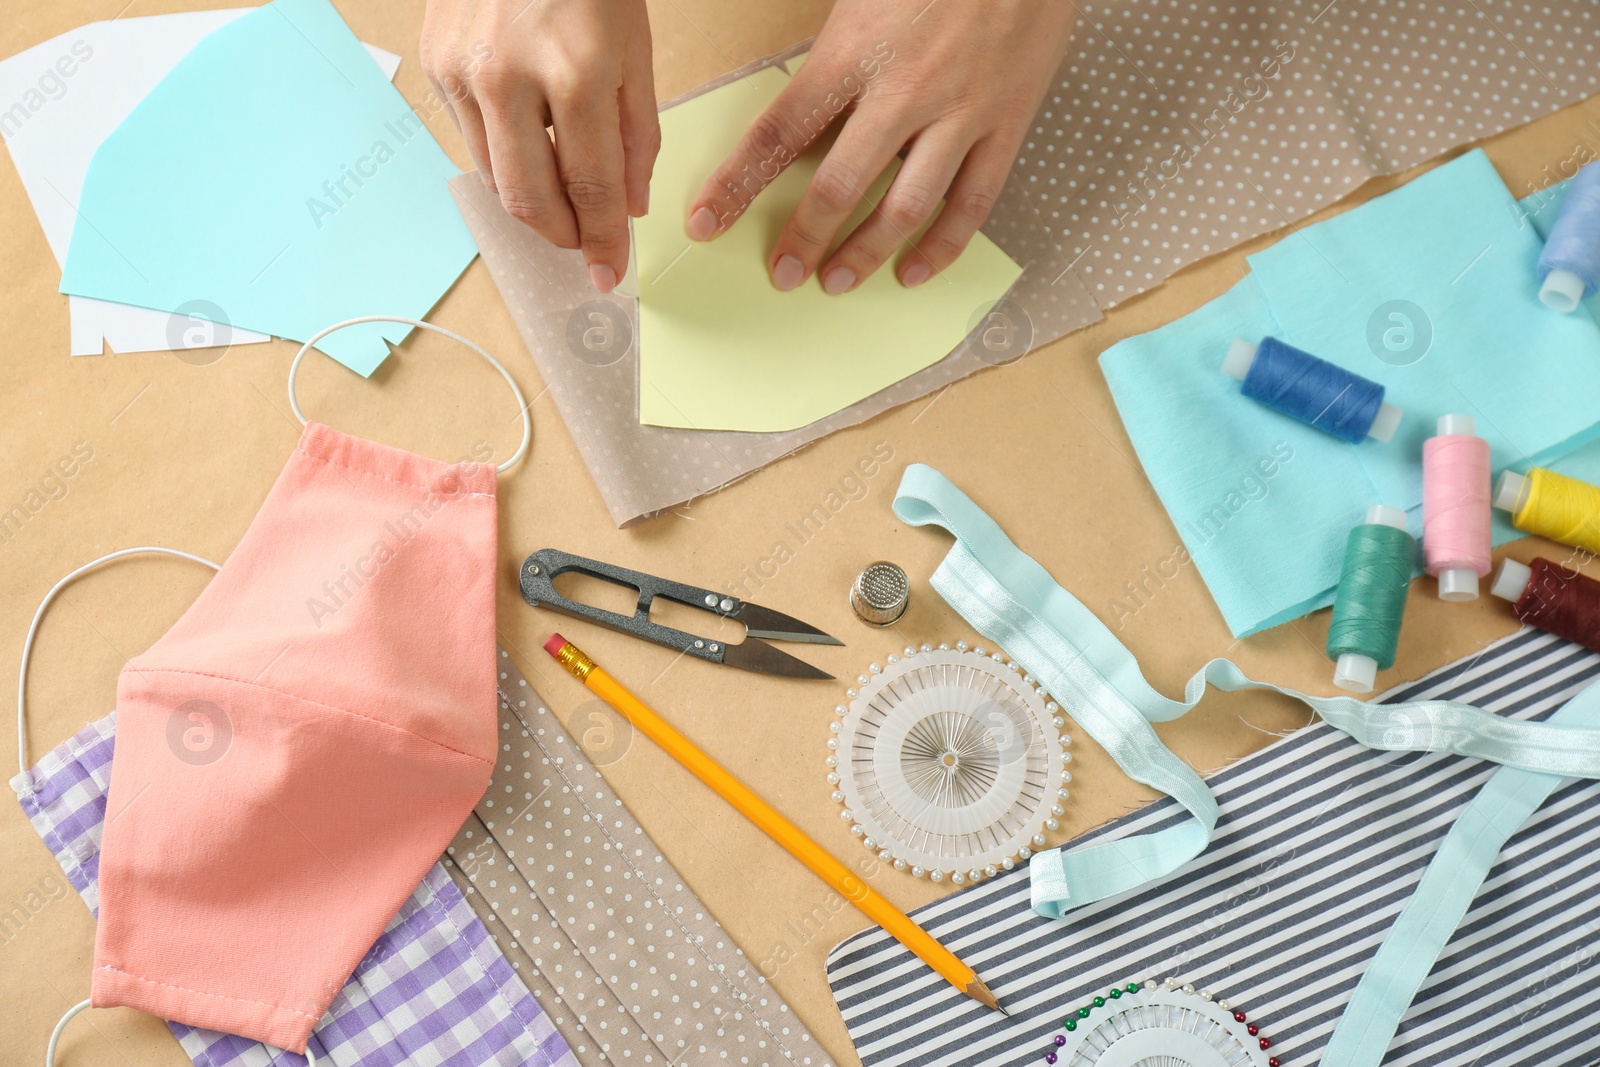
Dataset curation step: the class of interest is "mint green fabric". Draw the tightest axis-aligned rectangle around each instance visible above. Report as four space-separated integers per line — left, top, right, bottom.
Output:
1100 150 1600 637
891 462 1600 915
58 0 475 375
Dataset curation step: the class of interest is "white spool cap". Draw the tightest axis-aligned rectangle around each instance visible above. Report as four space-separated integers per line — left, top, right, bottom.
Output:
1494 470 1529 514
1541 268 1587 313
1365 504 1408 530
1334 653 1378 694
1435 413 1476 437
1367 402 1404 444
1221 338 1257 380
1491 558 1533 603
1437 568 1479 602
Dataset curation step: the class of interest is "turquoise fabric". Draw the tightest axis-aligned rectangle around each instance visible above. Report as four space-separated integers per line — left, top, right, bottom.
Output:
1100 150 1600 637
58 0 475 375
891 463 1600 913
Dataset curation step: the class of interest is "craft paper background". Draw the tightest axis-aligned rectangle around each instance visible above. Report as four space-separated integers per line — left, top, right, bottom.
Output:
1100 151 1600 637
57 0 473 375
826 629 1600 1066
0 10 400 358
461 1 1600 525
634 65 1023 432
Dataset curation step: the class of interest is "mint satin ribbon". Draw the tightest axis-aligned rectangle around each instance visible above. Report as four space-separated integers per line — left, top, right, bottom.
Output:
1320 684 1600 1064
894 463 1600 1066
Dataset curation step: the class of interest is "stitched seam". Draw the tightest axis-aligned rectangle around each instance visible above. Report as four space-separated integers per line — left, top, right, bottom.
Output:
296 439 494 499
432 870 542 1041
135 667 492 765
95 964 318 1020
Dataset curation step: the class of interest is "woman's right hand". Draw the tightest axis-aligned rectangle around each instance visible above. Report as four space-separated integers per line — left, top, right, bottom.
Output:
421 0 660 293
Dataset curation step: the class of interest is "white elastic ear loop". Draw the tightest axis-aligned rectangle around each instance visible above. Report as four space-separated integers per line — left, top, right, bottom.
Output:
16 547 220 782
287 316 532 474
46 998 317 1066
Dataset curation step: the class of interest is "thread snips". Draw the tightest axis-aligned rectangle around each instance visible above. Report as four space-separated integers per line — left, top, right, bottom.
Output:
519 548 843 679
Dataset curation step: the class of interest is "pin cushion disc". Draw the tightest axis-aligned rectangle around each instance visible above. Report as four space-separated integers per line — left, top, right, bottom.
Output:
1039 980 1278 1067
826 641 1071 883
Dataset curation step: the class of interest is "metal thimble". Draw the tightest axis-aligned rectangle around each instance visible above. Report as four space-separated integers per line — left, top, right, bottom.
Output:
850 561 909 626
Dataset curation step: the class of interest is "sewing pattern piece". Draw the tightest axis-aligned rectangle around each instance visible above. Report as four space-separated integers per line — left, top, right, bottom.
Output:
825 627 1600 1066
11 713 574 1067
829 642 1071 883
1040 979 1275 1067
442 647 834 1067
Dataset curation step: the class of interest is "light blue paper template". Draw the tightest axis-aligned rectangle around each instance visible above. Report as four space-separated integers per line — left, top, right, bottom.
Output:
58 0 475 374
1101 151 1600 637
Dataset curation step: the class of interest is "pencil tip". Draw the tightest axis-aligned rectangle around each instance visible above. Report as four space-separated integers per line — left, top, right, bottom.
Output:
966 978 1005 1013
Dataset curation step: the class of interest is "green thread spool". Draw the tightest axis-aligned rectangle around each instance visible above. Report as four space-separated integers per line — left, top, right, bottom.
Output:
1327 505 1414 693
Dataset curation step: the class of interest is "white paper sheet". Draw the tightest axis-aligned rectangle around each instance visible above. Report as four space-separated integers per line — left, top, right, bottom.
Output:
0 10 400 356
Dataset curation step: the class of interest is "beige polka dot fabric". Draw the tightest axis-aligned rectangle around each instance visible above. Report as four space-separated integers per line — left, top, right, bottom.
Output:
452 2 1600 527
442 649 832 1067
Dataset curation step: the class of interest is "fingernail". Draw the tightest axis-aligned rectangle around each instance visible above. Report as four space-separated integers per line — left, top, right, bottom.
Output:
823 266 856 295
687 206 717 241
772 254 806 292
901 262 932 287
589 263 618 293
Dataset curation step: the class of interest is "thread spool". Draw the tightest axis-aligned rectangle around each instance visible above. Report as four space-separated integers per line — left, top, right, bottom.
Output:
1537 160 1600 312
1222 337 1403 444
1494 467 1600 556
1327 504 1414 693
1491 557 1600 654
1421 414 1491 601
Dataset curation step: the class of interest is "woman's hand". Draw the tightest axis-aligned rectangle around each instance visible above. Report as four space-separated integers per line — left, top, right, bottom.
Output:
421 0 659 293
686 0 1074 294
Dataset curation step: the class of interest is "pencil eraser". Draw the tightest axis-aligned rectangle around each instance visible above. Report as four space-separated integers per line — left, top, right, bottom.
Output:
544 633 568 657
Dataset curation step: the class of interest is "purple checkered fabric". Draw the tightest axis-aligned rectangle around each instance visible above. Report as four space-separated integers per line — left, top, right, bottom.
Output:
13 712 578 1067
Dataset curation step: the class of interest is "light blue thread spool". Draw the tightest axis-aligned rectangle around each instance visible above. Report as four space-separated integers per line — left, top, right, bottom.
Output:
1223 336 1403 444
1538 160 1600 312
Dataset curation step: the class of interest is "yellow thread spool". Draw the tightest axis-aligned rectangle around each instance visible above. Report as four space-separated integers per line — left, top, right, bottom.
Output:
1495 468 1600 555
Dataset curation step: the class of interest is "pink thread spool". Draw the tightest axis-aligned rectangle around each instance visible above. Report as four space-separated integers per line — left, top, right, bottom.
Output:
1422 413 1492 600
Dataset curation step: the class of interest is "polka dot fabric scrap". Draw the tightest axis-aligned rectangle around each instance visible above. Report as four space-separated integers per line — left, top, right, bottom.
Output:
443 648 833 1067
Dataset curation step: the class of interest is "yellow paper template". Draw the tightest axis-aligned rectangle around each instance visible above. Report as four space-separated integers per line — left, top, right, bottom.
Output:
634 65 1023 432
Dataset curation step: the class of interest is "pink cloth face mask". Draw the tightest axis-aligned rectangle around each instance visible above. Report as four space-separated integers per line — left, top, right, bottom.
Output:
27 318 532 1058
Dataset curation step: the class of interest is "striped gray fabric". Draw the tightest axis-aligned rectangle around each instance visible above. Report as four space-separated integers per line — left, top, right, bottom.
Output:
825 627 1600 1067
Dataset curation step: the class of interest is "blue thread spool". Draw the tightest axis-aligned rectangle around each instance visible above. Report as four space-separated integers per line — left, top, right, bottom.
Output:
1222 336 1403 444
1538 160 1600 312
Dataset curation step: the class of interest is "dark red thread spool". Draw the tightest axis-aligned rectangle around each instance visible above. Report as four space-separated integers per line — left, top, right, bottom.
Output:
1491 557 1600 652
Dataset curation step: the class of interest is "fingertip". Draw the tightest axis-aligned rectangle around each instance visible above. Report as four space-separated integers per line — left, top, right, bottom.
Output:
687 205 718 241
822 265 856 295
901 261 933 288
772 254 806 292
588 263 618 294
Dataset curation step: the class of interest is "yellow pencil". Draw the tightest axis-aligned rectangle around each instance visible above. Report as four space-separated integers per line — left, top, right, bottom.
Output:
543 633 1004 1013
